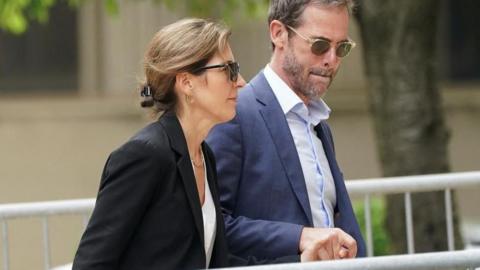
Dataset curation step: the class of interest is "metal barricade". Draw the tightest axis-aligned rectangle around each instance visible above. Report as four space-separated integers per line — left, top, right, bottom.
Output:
0 171 479 270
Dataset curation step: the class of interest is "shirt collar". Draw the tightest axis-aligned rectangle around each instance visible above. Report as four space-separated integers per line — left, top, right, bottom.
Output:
263 64 331 125
263 64 301 115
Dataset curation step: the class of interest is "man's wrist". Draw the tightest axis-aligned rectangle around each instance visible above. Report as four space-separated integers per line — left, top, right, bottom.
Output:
299 227 313 252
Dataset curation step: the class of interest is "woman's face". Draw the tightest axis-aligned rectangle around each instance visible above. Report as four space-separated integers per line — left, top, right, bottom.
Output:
190 44 246 124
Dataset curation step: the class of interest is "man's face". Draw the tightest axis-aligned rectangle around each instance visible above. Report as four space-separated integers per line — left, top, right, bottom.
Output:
282 4 350 101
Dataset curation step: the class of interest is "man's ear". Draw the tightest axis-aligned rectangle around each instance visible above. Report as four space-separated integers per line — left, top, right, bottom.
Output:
270 20 289 50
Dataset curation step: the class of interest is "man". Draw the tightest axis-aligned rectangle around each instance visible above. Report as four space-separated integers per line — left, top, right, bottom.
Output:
207 0 366 260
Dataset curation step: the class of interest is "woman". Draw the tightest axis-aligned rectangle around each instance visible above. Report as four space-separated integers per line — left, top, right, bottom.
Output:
72 18 324 270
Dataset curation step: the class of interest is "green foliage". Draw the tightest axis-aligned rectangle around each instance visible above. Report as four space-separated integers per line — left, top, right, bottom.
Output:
353 197 392 256
0 0 269 34
0 0 85 34
104 0 118 14
156 0 268 18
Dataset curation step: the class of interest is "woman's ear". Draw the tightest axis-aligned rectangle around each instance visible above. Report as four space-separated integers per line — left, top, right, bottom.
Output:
175 72 193 96
270 20 288 50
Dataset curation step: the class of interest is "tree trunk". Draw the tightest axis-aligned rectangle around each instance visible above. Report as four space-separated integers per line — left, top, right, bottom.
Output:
355 0 463 253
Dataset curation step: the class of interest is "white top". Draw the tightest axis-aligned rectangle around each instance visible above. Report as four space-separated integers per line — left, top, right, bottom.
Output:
263 64 336 227
199 153 217 268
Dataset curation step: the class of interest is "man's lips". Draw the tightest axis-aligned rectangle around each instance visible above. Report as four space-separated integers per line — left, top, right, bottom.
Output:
310 73 331 83
310 71 332 77
310 68 333 78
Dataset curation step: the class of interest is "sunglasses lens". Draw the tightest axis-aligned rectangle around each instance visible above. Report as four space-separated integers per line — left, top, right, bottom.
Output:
228 62 239 82
336 42 353 57
311 40 330 55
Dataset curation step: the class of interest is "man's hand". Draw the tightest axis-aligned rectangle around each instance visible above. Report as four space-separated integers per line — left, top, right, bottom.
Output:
299 227 357 262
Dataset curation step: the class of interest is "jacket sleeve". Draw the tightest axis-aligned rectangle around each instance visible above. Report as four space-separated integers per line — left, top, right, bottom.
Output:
207 114 303 259
203 145 301 266
228 253 300 266
72 140 170 270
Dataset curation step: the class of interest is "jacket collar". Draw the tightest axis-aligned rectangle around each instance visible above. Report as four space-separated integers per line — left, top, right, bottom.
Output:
158 111 230 267
159 111 205 247
249 72 314 226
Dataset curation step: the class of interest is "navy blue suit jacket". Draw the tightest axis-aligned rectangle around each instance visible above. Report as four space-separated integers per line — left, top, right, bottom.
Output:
207 71 366 260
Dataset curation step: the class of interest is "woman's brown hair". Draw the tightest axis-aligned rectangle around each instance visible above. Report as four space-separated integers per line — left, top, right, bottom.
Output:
140 18 231 113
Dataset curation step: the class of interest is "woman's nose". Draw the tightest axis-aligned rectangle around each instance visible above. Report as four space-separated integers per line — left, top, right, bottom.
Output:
236 74 246 88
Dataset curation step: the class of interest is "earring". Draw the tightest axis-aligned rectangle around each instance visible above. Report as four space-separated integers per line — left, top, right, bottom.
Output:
185 94 193 103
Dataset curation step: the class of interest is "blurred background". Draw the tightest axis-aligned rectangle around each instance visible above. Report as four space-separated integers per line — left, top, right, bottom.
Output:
0 0 479 269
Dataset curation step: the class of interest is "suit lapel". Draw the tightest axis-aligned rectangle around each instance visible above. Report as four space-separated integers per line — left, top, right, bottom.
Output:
250 72 313 226
202 143 222 231
159 111 204 246
203 144 229 267
203 144 219 208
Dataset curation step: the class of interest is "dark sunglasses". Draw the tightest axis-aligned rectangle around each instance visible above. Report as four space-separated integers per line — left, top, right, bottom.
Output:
286 25 356 58
194 61 240 82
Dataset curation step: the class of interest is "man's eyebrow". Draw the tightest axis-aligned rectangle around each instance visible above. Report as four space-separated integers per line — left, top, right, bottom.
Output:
311 35 350 43
311 35 331 41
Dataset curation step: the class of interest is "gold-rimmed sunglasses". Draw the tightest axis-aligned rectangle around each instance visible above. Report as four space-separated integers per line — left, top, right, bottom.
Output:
286 25 356 58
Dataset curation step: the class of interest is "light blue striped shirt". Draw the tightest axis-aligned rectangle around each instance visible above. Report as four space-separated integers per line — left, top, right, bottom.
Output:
264 65 336 228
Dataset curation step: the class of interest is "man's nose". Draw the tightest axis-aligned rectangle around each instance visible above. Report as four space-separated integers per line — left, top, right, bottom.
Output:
321 46 338 68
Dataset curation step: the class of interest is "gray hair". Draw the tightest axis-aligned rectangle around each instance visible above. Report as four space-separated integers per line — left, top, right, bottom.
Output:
268 0 355 28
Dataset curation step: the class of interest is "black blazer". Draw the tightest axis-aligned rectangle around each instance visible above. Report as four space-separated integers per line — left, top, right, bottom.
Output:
73 111 233 269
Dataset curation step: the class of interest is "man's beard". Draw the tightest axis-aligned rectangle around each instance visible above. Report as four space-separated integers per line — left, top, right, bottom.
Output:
282 46 334 100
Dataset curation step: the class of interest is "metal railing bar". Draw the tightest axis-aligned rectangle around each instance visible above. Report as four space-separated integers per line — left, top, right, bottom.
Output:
42 217 50 270
445 188 455 251
223 249 480 270
1 220 9 270
0 199 95 220
405 192 415 254
364 194 373 257
0 172 478 221
346 171 480 195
